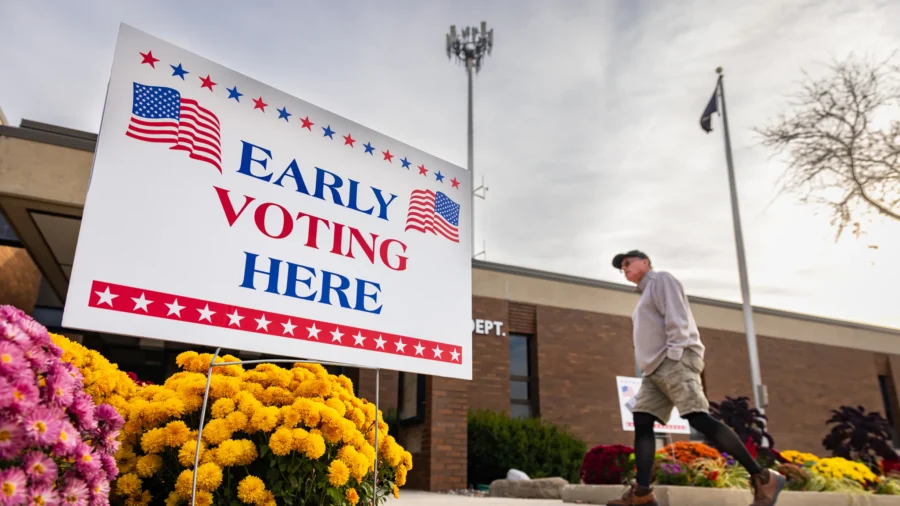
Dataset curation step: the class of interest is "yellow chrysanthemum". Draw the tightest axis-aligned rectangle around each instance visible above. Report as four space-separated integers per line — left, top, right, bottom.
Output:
139 428 167 454
194 490 213 506
211 398 236 418
115 473 143 498
269 427 294 456
164 491 180 506
201 418 233 445
196 462 223 491
135 454 163 478
345 488 360 506
248 406 280 433
174 470 194 499
237 476 267 505
225 411 249 432
327 459 350 487
177 440 205 468
392 484 400 499
124 490 152 506
164 420 192 447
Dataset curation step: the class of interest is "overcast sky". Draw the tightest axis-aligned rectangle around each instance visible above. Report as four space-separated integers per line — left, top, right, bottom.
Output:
1 0 898 329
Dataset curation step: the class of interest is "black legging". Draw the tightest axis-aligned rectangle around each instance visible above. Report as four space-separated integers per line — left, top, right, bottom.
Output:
633 412 762 488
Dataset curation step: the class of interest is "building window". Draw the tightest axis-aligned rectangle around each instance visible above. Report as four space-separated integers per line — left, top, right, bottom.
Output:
509 333 538 418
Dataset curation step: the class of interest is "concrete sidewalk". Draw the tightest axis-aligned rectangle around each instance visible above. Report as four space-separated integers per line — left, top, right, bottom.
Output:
389 490 562 505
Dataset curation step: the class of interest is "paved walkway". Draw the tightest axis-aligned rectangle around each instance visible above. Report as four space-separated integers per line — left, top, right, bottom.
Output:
389 490 562 505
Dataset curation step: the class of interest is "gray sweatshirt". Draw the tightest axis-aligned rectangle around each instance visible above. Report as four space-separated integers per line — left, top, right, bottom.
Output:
633 270 705 376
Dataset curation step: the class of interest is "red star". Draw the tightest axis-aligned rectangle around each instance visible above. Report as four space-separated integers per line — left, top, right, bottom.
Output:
451 177 460 189
418 164 428 176
382 150 394 163
199 75 216 91
300 116 314 130
343 134 356 147
139 50 159 68
253 97 268 112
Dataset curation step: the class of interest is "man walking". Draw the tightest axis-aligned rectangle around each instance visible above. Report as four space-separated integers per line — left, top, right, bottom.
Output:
607 250 784 506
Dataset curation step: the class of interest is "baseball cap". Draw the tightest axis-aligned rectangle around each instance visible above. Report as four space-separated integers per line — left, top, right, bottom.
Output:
612 250 650 269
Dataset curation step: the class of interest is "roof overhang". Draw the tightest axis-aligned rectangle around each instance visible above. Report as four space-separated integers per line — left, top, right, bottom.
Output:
0 120 96 303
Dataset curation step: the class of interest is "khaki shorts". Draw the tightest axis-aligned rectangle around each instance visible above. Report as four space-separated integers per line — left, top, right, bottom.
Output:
633 350 709 425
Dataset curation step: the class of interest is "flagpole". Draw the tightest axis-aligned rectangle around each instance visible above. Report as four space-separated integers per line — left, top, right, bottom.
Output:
715 67 766 414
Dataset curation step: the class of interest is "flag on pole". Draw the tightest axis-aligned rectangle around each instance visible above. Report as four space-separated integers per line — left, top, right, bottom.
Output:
699 85 718 133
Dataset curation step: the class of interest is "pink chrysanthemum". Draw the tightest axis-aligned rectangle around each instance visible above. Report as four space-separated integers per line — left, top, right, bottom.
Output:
0 377 13 411
27 485 59 506
74 442 102 480
0 468 27 506
94 405 123 432
0 417 24 460
53 420 80 458
0 319 30 347
97 430 120 456
99 454 117 482
60 477 88 506
23 451 58 486
87 478 109 506
0 341 26 377
69 392 96 432
25 344 55 376
10 377 39 414
18 318 51 347
44 368 75 408
23 407 61 447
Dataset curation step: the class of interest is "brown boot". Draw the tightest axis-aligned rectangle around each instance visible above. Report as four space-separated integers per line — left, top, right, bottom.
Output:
606 484 659 506
750 468 786 506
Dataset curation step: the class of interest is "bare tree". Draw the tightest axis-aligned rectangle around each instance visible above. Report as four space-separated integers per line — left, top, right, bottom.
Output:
756 53 900 241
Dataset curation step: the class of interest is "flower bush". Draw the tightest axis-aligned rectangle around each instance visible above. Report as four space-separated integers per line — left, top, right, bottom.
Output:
579 444 633 485
657 441 721 464
0 305 121 506
780 450 819 466
102 351 412 506
811 457 879 488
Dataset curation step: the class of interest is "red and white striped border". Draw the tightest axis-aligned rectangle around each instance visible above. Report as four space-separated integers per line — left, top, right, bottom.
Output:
87 280 462 364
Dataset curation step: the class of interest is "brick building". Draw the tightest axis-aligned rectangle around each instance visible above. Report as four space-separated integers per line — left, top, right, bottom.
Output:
3 119 900 491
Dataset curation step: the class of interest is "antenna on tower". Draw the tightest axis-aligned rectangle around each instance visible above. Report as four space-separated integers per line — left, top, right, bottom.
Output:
474 175 489 200
474 240 487 260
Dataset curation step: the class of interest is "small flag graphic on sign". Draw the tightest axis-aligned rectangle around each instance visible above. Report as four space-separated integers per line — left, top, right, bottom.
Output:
125 82 222 172
405 189 460 243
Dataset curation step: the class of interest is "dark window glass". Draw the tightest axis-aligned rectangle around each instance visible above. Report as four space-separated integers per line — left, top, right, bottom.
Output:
510 403 532 419
0 214 18 243
509 335 529 377
510 380 529 400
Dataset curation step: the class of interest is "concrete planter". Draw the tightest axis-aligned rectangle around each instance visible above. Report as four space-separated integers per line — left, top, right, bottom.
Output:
489 477 570 499
561 484 900 505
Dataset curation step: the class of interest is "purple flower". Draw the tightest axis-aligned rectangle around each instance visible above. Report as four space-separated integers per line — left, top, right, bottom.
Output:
0 377 13 411
0 417 24 460
94 405 123 432
53 421 79 458
99 455 118 482
0 468 27 506
0 341 26 377
69 393 96 432
87 478 109 506
23 452 58 486
73 442 102 480
44 368 75 408
25 346 55 376
661 463 683 474
60 477 89 506
27 485 59 506
23 408 61 447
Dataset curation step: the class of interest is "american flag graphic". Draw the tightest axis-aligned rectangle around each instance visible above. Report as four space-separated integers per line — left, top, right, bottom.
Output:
125 82 222 172
404 189 460 243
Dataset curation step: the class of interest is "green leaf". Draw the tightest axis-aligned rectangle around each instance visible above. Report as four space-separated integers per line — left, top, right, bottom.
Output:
289 475 299 488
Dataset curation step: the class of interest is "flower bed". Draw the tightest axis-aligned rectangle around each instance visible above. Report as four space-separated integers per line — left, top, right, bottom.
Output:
1 305 412 506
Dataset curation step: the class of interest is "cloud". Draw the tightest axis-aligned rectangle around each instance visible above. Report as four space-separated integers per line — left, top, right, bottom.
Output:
1 0 898 328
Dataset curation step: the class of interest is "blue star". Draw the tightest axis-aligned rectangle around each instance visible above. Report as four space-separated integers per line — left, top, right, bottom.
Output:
323 125 335 139
435 171 445 183
227 86 243 102
400 157 411 169
170 63 189 80
363 142 375 155
277 107 291 122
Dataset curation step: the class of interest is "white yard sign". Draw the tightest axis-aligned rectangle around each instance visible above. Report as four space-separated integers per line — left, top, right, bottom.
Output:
615 376 691 434
63 24 473 380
